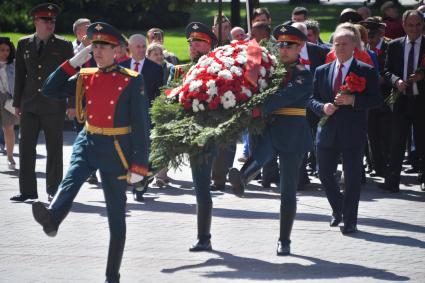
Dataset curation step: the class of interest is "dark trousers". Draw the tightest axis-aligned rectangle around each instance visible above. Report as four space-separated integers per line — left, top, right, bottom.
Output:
211 145 236 186
190 148 216 204
368 107 391 174
386 97 425 187
317 146 364 226
19 111 65 196
279 152 304 206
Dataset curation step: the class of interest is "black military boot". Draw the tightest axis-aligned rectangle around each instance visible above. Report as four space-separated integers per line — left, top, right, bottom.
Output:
105 238 125 283
277 205 296 256
32 201 59 237
189 203 212 252
228 157 261 197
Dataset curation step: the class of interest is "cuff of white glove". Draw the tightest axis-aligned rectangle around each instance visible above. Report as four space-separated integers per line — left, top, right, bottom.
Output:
128 173 144 184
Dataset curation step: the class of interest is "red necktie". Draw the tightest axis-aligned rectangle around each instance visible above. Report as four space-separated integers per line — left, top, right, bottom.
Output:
134 62 140 72
333 63 344 96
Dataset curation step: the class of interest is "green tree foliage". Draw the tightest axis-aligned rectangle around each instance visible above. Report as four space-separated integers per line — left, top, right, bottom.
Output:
0 0 195 33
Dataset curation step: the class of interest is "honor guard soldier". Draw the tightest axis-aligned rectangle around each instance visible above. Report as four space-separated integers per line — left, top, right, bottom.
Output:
11 3 74 202
228 25 313 255
173 22 218 80
31 22 150 283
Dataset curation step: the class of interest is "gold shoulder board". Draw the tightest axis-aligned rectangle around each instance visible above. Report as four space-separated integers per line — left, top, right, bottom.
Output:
79 67 99 75
119 68 139 78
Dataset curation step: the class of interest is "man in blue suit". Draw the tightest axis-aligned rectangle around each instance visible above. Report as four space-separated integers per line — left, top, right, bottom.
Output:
308 26 381 234
120 34 163 201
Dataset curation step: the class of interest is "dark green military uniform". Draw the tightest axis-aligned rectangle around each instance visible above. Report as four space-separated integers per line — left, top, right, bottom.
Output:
11 3 74 201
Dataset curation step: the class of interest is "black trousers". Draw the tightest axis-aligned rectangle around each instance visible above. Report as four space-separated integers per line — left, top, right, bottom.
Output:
211 145 236 186
386 96 425 187
368 107 392 174
19 111 65 196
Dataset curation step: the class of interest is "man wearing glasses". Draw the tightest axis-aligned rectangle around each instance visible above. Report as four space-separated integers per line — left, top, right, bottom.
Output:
11 3 74 202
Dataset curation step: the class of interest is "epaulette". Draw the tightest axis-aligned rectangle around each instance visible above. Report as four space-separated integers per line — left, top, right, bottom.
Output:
119 68 139 78
79 67 99 75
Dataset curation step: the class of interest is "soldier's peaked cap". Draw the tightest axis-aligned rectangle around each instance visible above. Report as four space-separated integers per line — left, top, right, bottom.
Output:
185 22 218 47
30 3 60 19
87 22 125 46
273 24 307 47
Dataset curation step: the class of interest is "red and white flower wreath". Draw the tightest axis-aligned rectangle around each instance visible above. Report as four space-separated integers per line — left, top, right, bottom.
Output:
167 40 278 112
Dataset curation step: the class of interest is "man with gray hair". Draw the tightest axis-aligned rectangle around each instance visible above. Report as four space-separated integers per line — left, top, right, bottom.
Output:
72 18 90 53
309 28 381 234
120 34 163 201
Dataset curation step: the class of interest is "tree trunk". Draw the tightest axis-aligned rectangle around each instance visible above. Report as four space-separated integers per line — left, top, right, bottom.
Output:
231 0 241 27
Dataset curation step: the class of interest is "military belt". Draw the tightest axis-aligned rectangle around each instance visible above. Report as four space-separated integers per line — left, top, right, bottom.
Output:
272 108 306 116
86 122 131 136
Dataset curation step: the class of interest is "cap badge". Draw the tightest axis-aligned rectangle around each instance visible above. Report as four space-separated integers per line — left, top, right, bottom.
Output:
95 24 103 31
192 24 199 30
280 26 287 32
48 5 53 10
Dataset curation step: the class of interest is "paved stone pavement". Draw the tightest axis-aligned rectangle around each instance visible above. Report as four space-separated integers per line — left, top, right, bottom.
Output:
1 131 424 283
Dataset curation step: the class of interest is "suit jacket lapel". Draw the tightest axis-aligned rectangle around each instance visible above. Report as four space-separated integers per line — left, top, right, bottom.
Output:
327 60 336 99
401 37 406 72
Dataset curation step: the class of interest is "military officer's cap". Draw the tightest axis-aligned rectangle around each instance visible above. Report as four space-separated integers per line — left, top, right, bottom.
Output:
339 8 363 24
185 22 218 47
360 17 386 31
273 24 307 47
87 22 126 46
30 3 60 19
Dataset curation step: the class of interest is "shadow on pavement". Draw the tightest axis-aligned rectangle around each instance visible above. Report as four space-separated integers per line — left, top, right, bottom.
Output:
161 251 409 281
347 231 425 249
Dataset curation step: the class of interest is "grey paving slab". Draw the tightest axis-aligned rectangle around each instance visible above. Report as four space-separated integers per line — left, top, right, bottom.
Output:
0 131 424 283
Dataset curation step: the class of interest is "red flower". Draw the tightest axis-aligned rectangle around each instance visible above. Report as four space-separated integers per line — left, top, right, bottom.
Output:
344 72 366 93
252 107 261 118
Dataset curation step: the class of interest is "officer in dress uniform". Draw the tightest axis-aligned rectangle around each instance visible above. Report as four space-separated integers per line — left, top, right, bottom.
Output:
178 22 221 252
31 22 150 283
11 3 74 202
228 25 313 255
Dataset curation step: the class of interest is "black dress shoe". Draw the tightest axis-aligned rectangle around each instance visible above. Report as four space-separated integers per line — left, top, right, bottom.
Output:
32 201 58 237
10 194 37 202
228 168 245 197
210 184 225 191
87 174 99 185
330 215 342 227
132 188 144 202
404 167 418 174
276 240 290 256
340 224 358 235
189 238 212 252
378 183 400 193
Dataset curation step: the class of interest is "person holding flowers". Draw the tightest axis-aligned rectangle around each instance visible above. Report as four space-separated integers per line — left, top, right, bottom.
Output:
228 24 313 256
308 26 381 235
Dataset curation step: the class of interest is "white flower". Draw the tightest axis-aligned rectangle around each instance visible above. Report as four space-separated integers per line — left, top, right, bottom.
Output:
230 66 243 77
189 80 203 92
241 86 252 98
207 62 222 74
184 74 194 84
192 99 200 112
218 69 233 80
198 55 207 63
269 66 275 75
261 47 267 52
223 46 235 56
270 54 278 65
259 66 267 77
262 52 269 63
199 57 214 68
236 54 247 65
258 78 268 91
215 50 223 59
221 57 235 68
206 80 217 98
221 91 236 109
198 103 205 111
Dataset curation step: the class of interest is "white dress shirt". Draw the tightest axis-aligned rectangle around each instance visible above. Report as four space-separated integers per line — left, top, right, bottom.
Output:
333 56 354 90
403 36 422 95
300 44 310 70
131 58 145 73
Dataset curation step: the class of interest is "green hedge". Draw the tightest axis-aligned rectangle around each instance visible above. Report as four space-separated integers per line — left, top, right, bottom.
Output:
0 0 194 33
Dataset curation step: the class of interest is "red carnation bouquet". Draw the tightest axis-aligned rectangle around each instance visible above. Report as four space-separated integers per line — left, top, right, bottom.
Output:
319 72 366 126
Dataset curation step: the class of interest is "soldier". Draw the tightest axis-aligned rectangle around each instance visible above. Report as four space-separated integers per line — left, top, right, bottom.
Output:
228 25 313 255
31 22 150 283
11 3 74 202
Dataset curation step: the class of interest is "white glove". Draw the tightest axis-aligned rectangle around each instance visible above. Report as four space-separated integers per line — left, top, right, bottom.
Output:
69 45 92 68
128 172 144 184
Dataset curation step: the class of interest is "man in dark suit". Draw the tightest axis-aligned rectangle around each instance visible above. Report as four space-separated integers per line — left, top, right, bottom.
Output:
381 10 425 192
120 33 163 201
361 17 392 178
308 26 381 234
11 3 74 202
